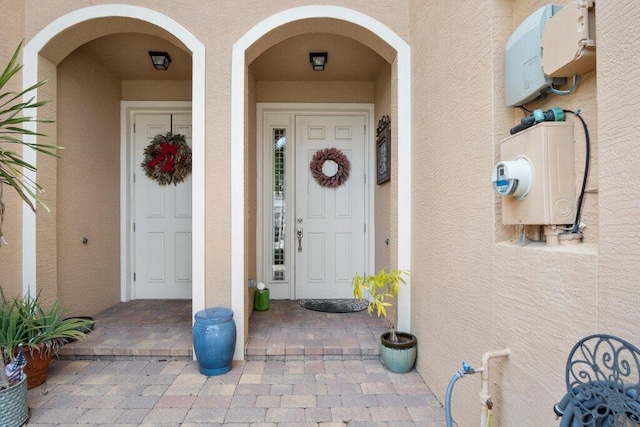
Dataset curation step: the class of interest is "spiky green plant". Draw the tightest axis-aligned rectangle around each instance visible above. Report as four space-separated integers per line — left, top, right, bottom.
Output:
352 269 408 343
0 289 94 362
0 41 59 212
0 43 61 388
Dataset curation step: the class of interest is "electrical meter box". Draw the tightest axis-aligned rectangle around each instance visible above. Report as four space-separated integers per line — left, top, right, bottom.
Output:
499 122 575 225
504 4 562 107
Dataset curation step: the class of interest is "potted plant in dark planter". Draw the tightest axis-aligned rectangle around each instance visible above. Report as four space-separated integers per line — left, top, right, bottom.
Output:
353 269 417 373
0 290 94 389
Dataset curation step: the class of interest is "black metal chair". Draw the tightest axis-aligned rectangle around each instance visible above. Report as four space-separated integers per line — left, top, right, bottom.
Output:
555 334 640 426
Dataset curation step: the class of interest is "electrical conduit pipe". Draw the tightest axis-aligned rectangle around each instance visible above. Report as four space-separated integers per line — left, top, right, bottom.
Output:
479 348 511 427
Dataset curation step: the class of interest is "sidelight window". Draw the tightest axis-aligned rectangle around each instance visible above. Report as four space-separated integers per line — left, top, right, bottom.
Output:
272 129 286 281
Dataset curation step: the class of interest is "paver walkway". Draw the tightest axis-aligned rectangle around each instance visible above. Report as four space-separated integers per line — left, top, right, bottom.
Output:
26 358 447 426
39 300 447 425
58 300 390 362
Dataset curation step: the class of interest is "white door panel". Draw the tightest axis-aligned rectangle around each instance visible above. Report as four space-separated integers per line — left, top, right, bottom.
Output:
134 114 192 299
295 115 366 299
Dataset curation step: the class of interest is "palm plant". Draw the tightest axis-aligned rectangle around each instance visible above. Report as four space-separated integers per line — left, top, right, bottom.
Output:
0 41 60 246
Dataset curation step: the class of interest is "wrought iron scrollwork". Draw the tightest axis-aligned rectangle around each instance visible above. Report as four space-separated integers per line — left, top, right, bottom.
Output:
564 334 640 426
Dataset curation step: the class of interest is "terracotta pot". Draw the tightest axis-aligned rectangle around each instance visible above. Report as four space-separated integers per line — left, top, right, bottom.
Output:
22 347 54 389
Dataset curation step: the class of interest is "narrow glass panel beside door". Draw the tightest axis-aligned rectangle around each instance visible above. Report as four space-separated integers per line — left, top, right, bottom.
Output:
272 129 286 282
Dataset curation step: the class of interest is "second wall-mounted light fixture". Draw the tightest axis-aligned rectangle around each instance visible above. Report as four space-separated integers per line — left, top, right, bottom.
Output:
309 52 328 71
148 51 172 70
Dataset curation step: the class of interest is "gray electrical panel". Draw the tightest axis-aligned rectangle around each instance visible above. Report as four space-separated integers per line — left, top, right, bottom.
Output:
504 4 563 107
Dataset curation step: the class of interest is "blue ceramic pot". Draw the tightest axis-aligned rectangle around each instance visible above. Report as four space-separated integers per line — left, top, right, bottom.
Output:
380 332 417 373
193 307 236 375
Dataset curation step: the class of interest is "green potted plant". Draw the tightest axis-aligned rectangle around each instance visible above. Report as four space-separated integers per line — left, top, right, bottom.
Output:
0 290 94 389
353 269 417 373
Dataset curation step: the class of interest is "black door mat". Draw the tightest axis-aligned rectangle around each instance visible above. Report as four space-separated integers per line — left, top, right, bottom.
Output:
299 299 368 313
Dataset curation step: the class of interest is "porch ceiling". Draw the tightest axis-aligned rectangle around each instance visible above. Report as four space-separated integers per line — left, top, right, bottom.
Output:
50 31 383 82
250 32 387 81
39 15 191 79
74 33 192 80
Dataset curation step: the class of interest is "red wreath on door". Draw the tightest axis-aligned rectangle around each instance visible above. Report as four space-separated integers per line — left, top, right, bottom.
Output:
309 148 350 188
141 132 192 185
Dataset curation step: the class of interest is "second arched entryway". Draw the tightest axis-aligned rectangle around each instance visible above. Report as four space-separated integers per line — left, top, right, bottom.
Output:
231 6 412 360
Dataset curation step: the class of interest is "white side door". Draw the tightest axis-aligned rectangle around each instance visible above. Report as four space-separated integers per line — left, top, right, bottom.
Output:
133 114 192 299
295 115 367 299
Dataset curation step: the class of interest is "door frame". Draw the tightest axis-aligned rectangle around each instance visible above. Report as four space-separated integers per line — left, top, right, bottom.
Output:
256 103 375 300
120 101 193 302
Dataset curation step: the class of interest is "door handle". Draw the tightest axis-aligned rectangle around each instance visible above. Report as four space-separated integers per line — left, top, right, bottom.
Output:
296 228 303 252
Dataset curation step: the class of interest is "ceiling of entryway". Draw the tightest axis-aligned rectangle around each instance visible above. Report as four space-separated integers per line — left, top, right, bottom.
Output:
72 32 386 82
250 33 387 81
74 33 192 80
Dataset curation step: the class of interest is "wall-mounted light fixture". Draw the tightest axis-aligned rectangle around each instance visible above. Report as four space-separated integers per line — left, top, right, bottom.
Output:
309 52 328 71
148 51 172 70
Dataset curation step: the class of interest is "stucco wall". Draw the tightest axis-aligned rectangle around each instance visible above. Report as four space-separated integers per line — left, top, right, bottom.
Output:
410 0 636 425
596 1 640 340
0 1 26 297
389 58 399 271
122 80 191 101
373 65 392 272
410 3 499 425
56 49 121 316
256 81 373 103
245 68 258 343
35 57 60 307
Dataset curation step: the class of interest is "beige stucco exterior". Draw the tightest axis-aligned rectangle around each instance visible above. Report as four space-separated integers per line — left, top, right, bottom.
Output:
0 0 26 296
409 1 637 426
0 1 638 425
55 48 122 315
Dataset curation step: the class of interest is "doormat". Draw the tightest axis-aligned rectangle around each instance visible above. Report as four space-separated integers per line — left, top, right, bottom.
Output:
299 299 368 313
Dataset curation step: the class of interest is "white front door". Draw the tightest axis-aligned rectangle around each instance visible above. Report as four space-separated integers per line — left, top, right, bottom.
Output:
294 115 367 299
133 113 192 299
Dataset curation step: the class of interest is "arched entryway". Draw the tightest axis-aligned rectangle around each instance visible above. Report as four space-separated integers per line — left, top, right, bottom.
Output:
232 6 411 359
21 5 206 321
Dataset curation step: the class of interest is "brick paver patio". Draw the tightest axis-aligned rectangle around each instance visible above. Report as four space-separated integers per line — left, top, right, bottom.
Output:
29 300 447 425
26 359 446 426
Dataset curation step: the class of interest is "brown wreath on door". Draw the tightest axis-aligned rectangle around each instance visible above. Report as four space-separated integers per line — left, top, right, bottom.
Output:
309 147 350 188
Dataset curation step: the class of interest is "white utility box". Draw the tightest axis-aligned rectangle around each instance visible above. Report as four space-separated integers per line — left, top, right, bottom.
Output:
499 122 575 225
504 4 562 107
